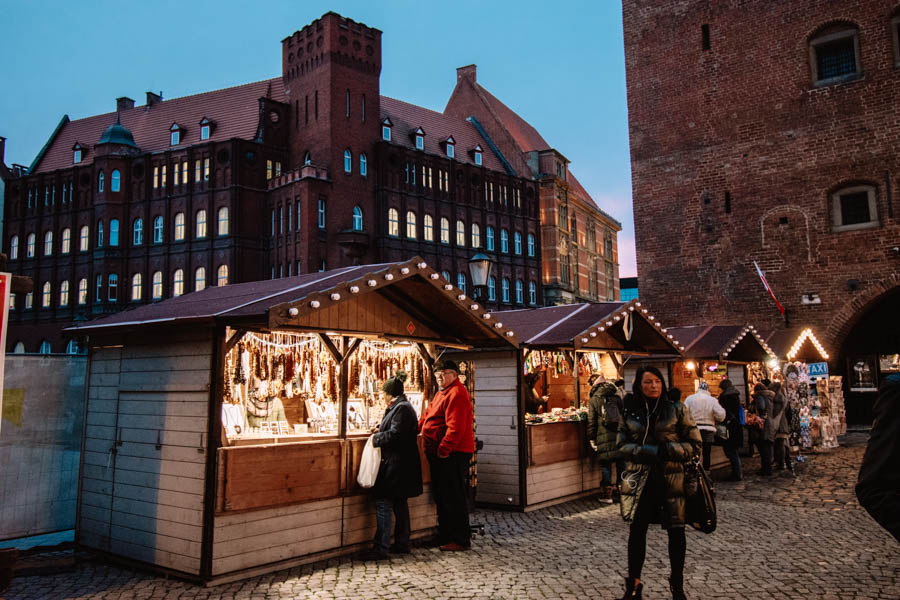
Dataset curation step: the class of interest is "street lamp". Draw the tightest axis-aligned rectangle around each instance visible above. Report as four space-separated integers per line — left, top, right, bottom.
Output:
468 253 493 300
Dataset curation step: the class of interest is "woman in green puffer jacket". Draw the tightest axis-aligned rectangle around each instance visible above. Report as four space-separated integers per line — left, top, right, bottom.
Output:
616 366 702 600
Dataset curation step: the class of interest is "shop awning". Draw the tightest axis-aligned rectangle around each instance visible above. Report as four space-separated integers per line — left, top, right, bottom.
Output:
668 324 775 363
764 327 831 362
491 300 681 354
66 257 519 349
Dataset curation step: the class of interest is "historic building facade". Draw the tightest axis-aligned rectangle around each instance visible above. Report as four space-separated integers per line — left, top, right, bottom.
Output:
4 11 617 353
624 0 900 419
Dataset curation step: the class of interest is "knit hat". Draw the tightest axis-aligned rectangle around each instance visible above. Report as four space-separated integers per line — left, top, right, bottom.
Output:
698 381 710 391
382 370 408 397
595 382 618 398
719 378 732 390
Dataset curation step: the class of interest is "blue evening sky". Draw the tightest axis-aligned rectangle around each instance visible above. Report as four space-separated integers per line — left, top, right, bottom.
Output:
0 0 637 277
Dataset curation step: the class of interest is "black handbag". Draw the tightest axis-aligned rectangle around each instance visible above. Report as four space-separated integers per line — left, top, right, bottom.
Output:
684 456 717 533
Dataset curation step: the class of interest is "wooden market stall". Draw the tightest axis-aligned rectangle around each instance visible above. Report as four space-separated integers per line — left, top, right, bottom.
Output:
67 257 518 584
463 301 680 511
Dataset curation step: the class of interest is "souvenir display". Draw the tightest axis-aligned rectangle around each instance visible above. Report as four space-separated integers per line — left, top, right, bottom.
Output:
522 350 617 422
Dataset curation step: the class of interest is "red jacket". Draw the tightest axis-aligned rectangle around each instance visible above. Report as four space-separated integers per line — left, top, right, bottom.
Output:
418 378 475 454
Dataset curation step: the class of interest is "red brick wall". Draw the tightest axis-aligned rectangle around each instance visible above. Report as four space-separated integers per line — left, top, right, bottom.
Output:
625 0 900 349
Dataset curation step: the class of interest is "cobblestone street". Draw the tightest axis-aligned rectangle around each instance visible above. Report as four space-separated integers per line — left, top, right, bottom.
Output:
6 433 898 600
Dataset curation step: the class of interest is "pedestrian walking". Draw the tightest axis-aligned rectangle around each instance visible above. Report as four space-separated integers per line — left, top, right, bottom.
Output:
856 373 900 544
617 366 702 600
717 379 743 481
587 378 624 503
684 381 725 470
752 383 775 476
418 359 475 552
359 371 423 560
770 381 794 475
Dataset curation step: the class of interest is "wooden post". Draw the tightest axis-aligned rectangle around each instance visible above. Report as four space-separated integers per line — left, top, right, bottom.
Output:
338 337 349 439
574 350 582 408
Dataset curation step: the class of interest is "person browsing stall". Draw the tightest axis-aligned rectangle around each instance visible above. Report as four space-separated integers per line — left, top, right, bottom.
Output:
684 381 725 470
418 359 475 552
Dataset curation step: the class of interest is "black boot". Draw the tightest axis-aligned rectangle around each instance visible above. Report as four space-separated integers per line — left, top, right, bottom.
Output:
621 577 643 599
669 576 687 600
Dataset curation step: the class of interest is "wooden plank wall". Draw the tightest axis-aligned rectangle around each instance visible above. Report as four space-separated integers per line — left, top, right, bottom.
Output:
623 362 671 392
526 457 604 506
467 351 520 508
78 333 212 575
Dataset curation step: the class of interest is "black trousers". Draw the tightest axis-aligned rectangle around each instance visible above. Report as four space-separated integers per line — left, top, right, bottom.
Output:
427 451 472 547
773 437 792 470
627 469 686 581
758 440 774 474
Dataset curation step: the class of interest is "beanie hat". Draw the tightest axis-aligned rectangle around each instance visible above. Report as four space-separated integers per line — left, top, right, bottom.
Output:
595 382 618 398
698 381 710 391
382 370 408 397
720 378 732 390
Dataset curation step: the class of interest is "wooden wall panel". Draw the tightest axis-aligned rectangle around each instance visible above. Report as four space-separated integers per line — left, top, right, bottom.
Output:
527 422 585 466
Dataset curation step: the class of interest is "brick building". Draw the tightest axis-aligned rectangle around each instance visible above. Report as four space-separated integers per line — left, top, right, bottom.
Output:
4 11 619 353
624 0 900 421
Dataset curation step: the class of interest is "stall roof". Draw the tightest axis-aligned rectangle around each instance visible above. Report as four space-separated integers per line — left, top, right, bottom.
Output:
491 300 682 354
764 327 831 362
67 258 519 349
668 325 775 363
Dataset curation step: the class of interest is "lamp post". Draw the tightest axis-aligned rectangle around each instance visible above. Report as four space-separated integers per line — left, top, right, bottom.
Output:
468 253 493 301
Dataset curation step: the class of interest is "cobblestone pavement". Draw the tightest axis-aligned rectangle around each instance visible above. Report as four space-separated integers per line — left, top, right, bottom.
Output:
5 433 899 599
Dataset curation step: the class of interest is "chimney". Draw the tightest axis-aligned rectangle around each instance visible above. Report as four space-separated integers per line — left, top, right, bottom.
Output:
457 64 477 83
0 136 5 165
116 97 135 111
146 91 163 108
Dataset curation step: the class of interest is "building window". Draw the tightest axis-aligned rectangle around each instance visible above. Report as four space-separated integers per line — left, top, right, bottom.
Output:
211 206 227 236
474 150 482 166
447 143 455 159
203 158 210 181
388 208 399 237
318 198 326 229
344 150 352 173
153 166 159 189
174 212 185 241
195 160 201 182
131 273 142 301
9 235 18 260
558 203 568 229
440 218 450 244
441 270 451 282
170 127 180 146
161 164 167 188
77 278 87 305
217 264 228 286
488 276 497 301
529 281 537 305
57 228 69 255
59 280 70 307
109 219 119 246
98 171 104 193
43 231 53 256
79 226 89 252
456 220 466 246
173 269 184 297
95 274 103 302
471 223 481 248
173 162 180 186
406 211 417 239
514 231 523 255
831 184 879 231
527 233 535 257
352 206 363 231
457 273 467 293
195 267 206 292
561 254 570 285
111 169 121 192
25 292 33 310
809 25 861 85
382 125 391 141
73 148 82 164
66 340 79 355
108 273 118 301
152 271 163 299
500 229 509 253
424 214 434 241
515 279 524 304
198 124 209 140
360 153 367 177
501 278 510 303
26 233 36 258
153 216 164 243
415 135 424 150
133 218 143 245
97 220 104 247
39 340 51 355
196 209 208 238
486 226 495 251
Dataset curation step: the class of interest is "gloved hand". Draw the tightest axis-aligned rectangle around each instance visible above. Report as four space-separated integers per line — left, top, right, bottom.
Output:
589 441 598 452
633 444 659 463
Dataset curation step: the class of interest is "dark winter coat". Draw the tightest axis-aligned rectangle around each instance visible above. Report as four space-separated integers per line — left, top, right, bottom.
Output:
587 386 622 463
718 384 744 449
753 389 775 442
371 395 423 499
764 384 787 442
617 393 702 529
856 374 900 543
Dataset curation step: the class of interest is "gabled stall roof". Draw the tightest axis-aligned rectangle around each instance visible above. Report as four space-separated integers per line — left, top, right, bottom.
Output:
67 258 518 349
764 327 830 362
668 325 775 363
491 300 682 354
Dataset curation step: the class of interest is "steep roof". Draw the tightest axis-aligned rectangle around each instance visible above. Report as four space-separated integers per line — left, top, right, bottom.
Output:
380 96 505 172
669 325 774 362
31 78 286 174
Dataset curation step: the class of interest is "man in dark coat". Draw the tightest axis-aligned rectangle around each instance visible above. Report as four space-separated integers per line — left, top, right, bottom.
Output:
361 371 423 560
856 373 900 543
587 379 623 503
752 383 775 475
718 379 743 481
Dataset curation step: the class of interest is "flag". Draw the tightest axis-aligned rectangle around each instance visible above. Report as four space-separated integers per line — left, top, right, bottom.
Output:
753 261 785 315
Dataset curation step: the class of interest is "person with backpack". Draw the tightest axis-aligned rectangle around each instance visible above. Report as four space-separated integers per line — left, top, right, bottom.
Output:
587 378 624 503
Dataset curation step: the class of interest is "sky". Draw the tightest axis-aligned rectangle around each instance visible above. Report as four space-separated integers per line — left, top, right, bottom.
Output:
0 0 637 277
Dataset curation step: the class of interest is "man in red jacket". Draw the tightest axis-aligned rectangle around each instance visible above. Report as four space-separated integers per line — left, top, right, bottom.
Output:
419 359 475 551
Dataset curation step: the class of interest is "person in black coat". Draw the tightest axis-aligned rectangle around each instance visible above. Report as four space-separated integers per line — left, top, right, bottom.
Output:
718 379 743 481
361 371 423 560
856 373 900 544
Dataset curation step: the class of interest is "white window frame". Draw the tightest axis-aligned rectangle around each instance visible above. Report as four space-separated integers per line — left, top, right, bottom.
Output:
382 125 391 141
201 124 210 140
10 235 18 260
218 207 229 236
78 278 88 305
196 209 208 238
173 269 184 297
131 273 142 301
447 144 455 159
388 208 399 237
195 267 206 292
440 218 450 244
360 153 367 177
424 214 434 242
73 149 82 164
415 135 424 151
406 211 417 239
344 149 352 173
111 169 121 192
133 219 143 245
171 129 180 146
474 151 482 166
217 265 229 286
152 271 163 300
352 206 363 231
174 212 185 241
79 226 89 252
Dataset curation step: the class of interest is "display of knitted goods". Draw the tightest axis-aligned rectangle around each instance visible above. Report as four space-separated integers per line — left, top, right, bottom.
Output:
799 407 812 449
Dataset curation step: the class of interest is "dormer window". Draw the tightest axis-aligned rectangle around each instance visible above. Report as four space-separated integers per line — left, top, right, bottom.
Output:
413 127 425 151
444 136 456 159
381 118 392 141
73 143 84 164
169 123 184 146
199 117 215 141
472 144 483 166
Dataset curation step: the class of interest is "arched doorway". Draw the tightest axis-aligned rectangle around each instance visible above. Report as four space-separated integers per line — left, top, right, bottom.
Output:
838 286 900 424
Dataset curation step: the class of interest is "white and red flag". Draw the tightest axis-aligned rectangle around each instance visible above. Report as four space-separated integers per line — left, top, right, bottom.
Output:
753 261 785 315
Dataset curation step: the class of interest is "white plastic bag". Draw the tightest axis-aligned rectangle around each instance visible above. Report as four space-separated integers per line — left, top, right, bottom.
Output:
357 434 381 488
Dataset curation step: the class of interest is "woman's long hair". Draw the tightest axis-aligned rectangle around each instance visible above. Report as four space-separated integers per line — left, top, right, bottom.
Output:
632 365 669 405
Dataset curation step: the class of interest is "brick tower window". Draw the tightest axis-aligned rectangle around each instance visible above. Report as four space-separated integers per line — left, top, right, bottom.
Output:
832 185 878 232
809 26 861 85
